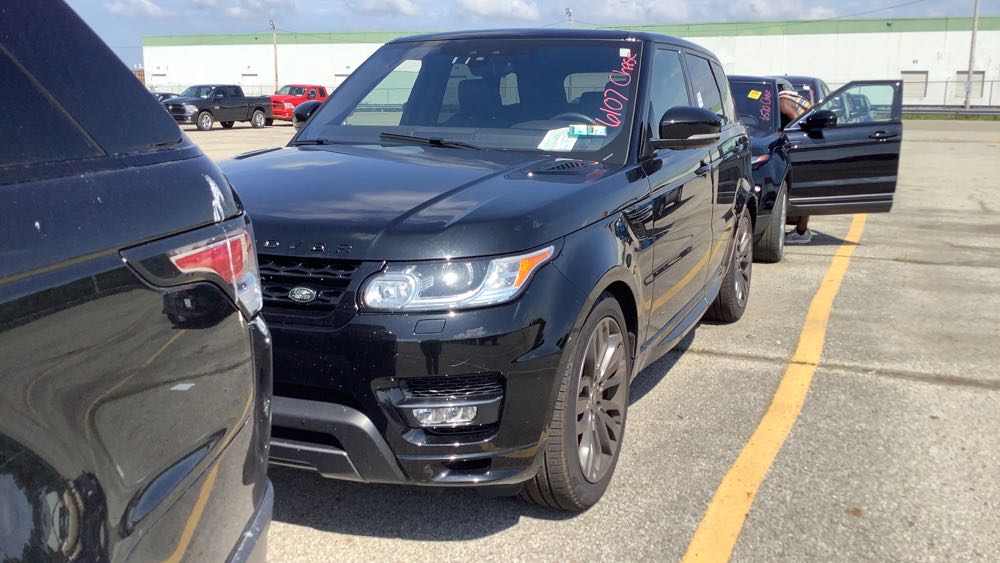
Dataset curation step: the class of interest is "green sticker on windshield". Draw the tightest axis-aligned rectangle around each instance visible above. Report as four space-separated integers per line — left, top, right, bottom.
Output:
568 124 608 138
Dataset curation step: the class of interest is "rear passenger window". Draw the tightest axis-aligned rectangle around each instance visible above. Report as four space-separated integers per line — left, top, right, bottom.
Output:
684 54 724 119
649 49 689 128
710 62 735 123
0 50 102 169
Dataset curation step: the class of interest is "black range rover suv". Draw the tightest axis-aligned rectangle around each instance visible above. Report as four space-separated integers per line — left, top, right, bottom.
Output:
223 30 755 510
1 2 272 560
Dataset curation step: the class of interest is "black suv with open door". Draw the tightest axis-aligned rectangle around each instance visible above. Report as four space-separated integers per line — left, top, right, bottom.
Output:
1 3 272 560
729 76 903 262
224 29 755 511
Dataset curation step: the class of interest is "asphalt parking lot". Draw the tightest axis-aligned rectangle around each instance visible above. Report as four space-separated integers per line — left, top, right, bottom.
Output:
186 120 1000 561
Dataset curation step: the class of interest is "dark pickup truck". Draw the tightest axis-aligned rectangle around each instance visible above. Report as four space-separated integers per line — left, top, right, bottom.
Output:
164 84 273 130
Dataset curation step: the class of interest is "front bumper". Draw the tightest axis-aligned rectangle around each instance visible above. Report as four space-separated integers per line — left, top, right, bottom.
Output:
171 113 197 124
266 262 582 487
271 107 293 121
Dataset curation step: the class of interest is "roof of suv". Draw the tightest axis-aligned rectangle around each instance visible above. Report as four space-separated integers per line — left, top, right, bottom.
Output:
388 28 715 59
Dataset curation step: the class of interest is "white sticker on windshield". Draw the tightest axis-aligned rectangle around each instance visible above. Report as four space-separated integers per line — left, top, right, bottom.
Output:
696 91 704 108
620 48 631 58
568 124 608 137
538 128 579 151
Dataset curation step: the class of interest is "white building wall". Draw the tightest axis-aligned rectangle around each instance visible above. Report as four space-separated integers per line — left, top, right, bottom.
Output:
143 29 1000 105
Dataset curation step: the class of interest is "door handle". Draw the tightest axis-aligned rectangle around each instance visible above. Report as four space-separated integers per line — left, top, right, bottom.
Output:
869 130 898 140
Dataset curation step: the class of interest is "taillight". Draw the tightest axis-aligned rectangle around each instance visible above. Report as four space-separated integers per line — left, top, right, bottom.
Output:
169 228 262 317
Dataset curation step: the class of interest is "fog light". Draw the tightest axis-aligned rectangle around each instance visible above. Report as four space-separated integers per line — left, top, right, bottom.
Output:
411 406 477 426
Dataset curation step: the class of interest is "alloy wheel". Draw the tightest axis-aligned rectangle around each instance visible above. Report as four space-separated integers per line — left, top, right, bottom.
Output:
576 316 627 483
778 191 787 254
200 114 211 129
734 217 753 307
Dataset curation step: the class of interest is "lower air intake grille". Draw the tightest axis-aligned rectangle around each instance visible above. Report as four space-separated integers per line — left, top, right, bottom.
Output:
402 374 503 400
259 254 361 312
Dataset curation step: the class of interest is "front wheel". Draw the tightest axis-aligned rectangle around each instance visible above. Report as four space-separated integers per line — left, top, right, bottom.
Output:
705 211 753 323
250 109 266 128
195 111 213 131
521 295 631 511
754 184 786 263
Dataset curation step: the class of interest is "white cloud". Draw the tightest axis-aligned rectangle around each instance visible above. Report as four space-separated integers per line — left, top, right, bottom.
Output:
455 0 541 21
727 0 836 20
224 0 289 19
564 0 689 25
104 0 170 18
349 0 420 17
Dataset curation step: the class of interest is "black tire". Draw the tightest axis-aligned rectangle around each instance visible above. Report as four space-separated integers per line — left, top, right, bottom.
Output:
754 183 786 263
521 294 631 511
264 118 274 126
195 111 213 131
250 109 266 128
220 121 235 129
705 211 753 323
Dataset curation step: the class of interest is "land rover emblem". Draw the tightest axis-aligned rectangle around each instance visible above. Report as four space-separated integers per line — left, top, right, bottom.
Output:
288 287 318 303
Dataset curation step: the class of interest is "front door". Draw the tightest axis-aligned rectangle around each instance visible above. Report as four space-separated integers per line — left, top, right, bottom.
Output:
785 80 903 215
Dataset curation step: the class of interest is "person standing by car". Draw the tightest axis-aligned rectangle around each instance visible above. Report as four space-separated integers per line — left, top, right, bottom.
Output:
778 89 814 244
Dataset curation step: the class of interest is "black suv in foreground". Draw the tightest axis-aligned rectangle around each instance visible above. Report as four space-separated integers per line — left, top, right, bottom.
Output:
728 75 904 262
224 30 754 510
1 3 272 560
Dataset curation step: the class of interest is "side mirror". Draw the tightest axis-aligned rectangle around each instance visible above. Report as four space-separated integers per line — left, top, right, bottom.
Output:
293 100 322 130
651 106 722 150
307 91 317 99
213 93 224 100
801 109 837 130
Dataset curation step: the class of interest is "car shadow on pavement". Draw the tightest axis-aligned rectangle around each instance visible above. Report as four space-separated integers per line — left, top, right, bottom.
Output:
629 329 694 405
270 466 574 539
798 229 861 247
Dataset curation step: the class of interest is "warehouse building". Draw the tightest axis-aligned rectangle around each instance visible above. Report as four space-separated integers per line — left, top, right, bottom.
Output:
142 16 1000 106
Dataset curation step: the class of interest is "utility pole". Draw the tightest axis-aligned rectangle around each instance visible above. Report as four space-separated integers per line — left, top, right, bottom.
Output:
565 7 573 28
964 0 981 110
270 19 279 93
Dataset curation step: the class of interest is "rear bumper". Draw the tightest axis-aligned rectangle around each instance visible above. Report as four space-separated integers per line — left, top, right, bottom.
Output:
227 480 273 563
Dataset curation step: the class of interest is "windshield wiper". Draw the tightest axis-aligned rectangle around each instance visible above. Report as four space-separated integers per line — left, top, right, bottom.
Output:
294 138 337 146
378 132 481 150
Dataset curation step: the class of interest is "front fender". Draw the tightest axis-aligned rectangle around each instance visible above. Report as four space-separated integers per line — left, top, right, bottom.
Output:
551 213 649 362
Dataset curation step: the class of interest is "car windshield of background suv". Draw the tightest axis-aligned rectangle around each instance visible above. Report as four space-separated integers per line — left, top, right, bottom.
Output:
730 81 777 136
297 38 643 164
277 86 306 95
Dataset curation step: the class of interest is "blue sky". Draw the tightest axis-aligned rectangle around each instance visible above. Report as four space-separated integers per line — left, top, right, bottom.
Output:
66 0 998 67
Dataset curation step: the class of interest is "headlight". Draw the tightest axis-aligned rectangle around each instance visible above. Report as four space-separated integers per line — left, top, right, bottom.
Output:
183 104 198 114
284 102 295 109
361 246 555 311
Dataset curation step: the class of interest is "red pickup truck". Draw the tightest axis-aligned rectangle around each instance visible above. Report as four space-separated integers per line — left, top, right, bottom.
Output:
270 84 328 121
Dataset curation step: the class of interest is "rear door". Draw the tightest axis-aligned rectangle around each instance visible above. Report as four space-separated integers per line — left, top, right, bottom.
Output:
785 80 903 215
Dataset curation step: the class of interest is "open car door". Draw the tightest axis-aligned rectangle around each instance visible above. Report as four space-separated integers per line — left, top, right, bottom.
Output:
784 80 903 215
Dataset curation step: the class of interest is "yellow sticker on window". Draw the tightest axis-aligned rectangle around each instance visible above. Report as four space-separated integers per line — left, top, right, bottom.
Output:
747 90 762 100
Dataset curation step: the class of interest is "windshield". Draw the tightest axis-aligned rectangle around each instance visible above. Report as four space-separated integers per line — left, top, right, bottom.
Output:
181 85 215 98
277 85 306 96
730 82 777 136
299 38 642 162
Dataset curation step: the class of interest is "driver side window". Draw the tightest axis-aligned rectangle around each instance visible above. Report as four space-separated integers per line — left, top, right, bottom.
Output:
813 83 896 124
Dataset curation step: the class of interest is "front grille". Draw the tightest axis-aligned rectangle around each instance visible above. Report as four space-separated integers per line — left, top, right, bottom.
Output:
402 373 503 400
259 254 361 312
167 103 185 115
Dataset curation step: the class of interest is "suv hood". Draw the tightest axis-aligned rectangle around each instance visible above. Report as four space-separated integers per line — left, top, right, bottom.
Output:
221 144 644 261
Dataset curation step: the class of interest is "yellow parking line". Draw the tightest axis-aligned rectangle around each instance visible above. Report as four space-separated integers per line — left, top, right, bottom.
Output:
682 214 868 563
